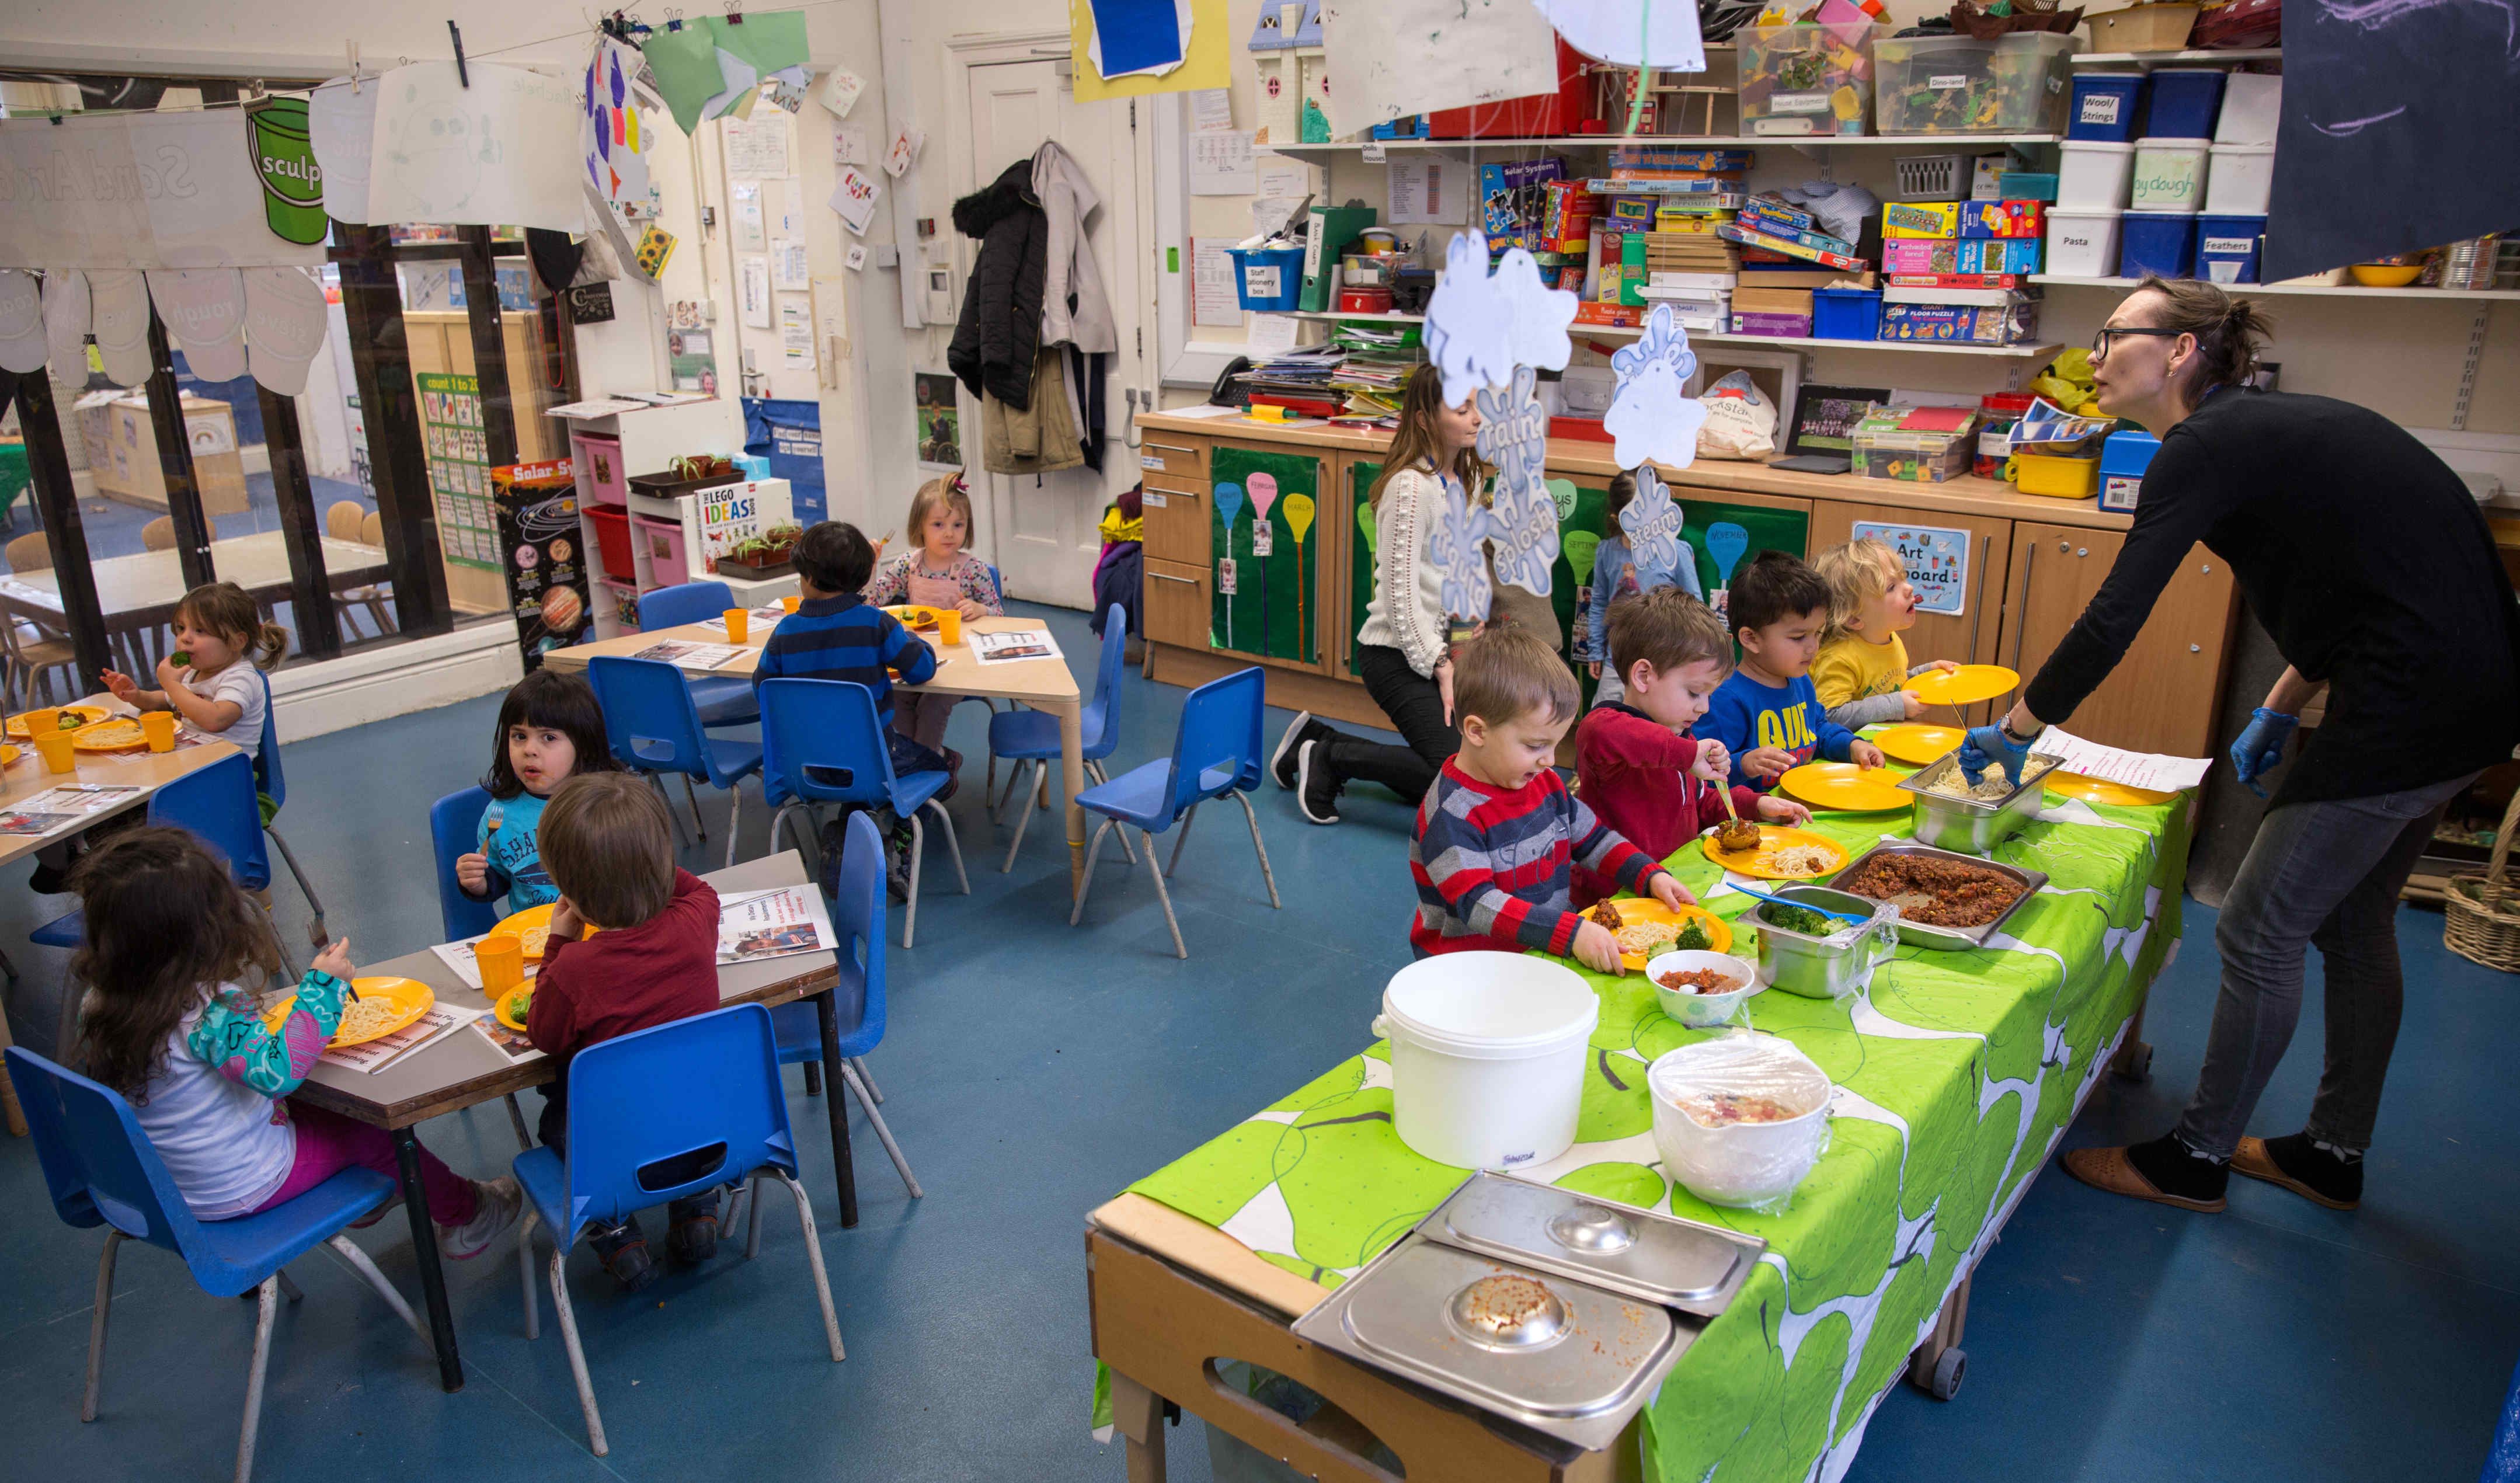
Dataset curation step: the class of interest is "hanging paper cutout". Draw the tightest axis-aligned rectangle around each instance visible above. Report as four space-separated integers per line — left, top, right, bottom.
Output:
1530 0 1708 71
308 78 378 226
1087 0 1194 79
88 270 153 388
366 64 586 233
1422 228 1578 409
1248 470 1278 646
1564 529 1602 588
1619 465 1686 590
584 37 652 208
0 270 45 375
243 267 330 396
246 98 328 247
1704 520 1750 587
1429 472 1494 625
41 270 88 388
148 270 248 383
1477 365 1560 598
1604 303 1707 474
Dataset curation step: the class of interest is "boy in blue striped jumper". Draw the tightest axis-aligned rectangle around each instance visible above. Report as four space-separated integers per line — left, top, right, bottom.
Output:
1410 625 1693 974
754 521 947 893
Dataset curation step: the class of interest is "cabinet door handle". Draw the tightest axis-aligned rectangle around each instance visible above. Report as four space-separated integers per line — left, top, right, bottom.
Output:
1144 442 1202 459
1147 570 1201 586
2011 539 2036 672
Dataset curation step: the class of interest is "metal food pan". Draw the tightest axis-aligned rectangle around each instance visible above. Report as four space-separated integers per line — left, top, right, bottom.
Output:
1830 841 2049 950
1895 752 2059 856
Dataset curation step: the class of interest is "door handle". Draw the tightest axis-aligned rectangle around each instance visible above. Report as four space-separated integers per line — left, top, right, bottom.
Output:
1144 441 1201 460
2009 539 2035 672
1147 570 1200 586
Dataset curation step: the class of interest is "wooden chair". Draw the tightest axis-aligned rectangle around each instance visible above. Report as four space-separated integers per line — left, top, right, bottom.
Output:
141 517 175 551
1 532 76 709
325 500 364 541
6 531 51 572
343 510 396 638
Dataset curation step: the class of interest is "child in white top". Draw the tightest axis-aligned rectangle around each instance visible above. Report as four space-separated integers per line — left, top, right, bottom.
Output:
861 471 1003 788
101 580 283 758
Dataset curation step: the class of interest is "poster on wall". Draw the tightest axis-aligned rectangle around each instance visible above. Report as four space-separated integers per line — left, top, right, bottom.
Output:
914 371 963 471
1850 520 1969 617
490 459 593 670
667 326 717 394
1208 445 1320 664
740 257 772 328
414 373 502 572
1066 0 1230 102
777 297 817 368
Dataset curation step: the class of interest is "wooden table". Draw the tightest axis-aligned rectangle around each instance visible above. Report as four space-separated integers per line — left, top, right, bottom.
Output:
0 694 242 868
0 531 391 670
542 612 1092 890
293 852 847 1394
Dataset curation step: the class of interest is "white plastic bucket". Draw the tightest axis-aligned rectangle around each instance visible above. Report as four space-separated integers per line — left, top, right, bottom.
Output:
2045 209 2124 279
2131 138 2211 210
2056 140 2136 210
1376 952 1599 1171
2214 73 2282 144
2204 142 2274 215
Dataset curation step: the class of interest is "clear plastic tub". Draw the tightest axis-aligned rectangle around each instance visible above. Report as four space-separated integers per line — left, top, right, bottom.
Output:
2131 137 2211 210
1736 22 1880 137
1874 32 2078 136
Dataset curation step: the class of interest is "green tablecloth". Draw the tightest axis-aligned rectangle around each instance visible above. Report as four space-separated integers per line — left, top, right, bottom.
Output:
1112 784 2191 1483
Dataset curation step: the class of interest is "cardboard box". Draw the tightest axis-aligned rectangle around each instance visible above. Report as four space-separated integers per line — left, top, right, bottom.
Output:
1959 200 2045 239
1731 311 1815 336
1881 237 2043 275
1882 201 1963 238
1732 287 1815 315
1880 300 2043 344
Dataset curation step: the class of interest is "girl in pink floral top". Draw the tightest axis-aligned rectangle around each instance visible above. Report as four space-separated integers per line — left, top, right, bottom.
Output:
862 472 1003 768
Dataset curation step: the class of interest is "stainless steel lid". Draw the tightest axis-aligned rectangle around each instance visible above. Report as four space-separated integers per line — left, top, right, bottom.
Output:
1426 1171 1761 1315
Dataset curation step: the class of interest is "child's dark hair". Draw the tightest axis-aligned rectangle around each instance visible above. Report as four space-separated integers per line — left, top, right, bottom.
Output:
176 581 288 670
1727 550 1832 635
793 520 876 594
1603 471 1638 527
483 669 621 800
72 826 286 1100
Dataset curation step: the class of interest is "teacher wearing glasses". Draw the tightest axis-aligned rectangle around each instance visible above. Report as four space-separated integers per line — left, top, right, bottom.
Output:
1959 277 2520 1216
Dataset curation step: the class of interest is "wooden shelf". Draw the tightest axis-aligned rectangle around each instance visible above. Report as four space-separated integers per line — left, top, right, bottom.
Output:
2029 276 2520 301
1266 133 2059 161
1275 309 2061 357
2070 47 2282 67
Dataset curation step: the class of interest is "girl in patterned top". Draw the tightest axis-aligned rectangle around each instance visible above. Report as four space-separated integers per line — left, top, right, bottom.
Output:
72 827 519 1254
862 471 1003 772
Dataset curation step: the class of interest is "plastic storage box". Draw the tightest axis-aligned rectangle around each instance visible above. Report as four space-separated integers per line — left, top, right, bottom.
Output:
1998 171 2060 201
1226 245 1306 311
2069 73 2146 141
1874 32 2077 135
2205 141 2273 214
586 503 635 580
1813 287 1885 340
2215 72 2281 144
2098 429 2160 512
1856 424 1975 482
2119 209 2198 277
631 514 692 584
1736 23 1879 136
2011 451 2101 499
570 431 629 507
2144 67 2226 137
2131 138 2211 210
2058 140 2136 208
2195 213 2267 283
2046 209 2125 277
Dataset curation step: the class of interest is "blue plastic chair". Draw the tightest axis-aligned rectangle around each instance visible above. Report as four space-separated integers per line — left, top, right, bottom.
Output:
427 785 537 1151
991 603 1130 873
754 810 920 1199
586 655 764 868
1067 666 1280 959
758 678 969 949
5 1046 427 1483
636 579 761 727
253 670 328 948
511 1004 843 1456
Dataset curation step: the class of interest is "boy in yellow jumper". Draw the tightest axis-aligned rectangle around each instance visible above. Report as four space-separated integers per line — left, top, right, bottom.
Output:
1810 538 1960 731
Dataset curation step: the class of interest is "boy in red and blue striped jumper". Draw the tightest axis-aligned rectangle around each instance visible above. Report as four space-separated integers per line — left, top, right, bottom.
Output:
1410 625 1694 974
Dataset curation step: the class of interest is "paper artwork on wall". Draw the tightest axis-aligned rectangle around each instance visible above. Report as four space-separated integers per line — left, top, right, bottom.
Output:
583 36 652 208
242 266 329 396
1617 465 1686 590
1319 0 1564 130
1423 229 1576 409
1530 0 1707 71
308 78 378 225
1477 367 1561 598
1067 0 1230 102
815 67 866 119
882 127 925 179
740 257 772 328
830 166 883 235
0 270 44 375
147 269 248 383
88 270 152 388
1604 304 1707 474
42 270 89 388
366 63 585 233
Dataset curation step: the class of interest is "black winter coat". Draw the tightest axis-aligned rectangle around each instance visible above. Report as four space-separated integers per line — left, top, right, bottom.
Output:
948 159 1047 411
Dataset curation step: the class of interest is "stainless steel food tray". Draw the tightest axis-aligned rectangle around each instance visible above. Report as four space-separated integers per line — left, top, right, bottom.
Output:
1829 841 2050 950
1896 752 2060 856
1419 1171 1766 1317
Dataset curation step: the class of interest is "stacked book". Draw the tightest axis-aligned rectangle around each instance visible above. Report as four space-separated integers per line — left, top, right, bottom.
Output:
1878 200 2045 344
1234 344 1346 420
1325 322 1423 426
1580 147 1751 329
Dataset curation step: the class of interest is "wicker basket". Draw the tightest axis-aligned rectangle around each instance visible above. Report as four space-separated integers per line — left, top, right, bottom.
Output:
2444 789 2520 972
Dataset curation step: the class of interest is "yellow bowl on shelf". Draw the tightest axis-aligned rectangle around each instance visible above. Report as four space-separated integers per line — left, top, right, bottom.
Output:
2348 263 2425 288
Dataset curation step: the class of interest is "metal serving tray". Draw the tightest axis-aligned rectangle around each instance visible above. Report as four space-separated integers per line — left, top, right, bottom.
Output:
1751 886 1899 1000
1895 752 2060 856
1422 1171 1766 1318
1829 841 2051 950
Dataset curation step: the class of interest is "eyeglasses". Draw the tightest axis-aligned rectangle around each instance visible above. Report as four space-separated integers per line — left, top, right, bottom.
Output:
2089 326 2184 362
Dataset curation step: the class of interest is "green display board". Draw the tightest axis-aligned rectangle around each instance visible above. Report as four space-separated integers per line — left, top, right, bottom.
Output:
1209 446 1320 664
1348 460 1380 677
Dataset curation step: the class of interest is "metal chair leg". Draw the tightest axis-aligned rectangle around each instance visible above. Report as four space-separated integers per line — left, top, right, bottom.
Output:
723 779 743 869
840 1060 921 1198
1141 827 1187 959
83 1230 121 1421
682 775 707 843
1233 790 1283 908
516 1210 541 1340
743 1172 768 1259
801 1060 822 1096
850 1056 883 1104
1167 805 1199 877
548 1247 609 1455
1085 763 1137 865
903 813 924 949
503 1094 532 1150
992 758 1033 827
274 1269 302 1302
55 966 84 1070
1068 819 1117 926
771 803 812 879
264 826 327 949
999 761 1038 872
774 1171 847 1363
925 799 969 896
236 1276 280 1483
649 773 691 848
321 1234 428 1347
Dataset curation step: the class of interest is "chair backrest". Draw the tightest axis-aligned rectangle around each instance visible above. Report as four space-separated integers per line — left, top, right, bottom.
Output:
152 751 270 892
325 500 365 541
1078 602 1127 756
430 786 502 942
6 531 51 573
639 579 737 631
758 678 897 808
987 565 1006 605
360 511 383 545
1165 666 1267 820
141 516 176 551
587 656 713 781
824 810 886 1049
559 1004 796 1236
6 1046 218 1268
252 669 283 809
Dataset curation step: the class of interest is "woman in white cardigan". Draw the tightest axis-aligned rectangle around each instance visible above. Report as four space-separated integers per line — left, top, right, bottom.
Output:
1270 368 1488 824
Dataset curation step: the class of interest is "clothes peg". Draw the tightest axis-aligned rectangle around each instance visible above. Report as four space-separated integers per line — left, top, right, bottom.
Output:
448 20 469 87
347 41 361 92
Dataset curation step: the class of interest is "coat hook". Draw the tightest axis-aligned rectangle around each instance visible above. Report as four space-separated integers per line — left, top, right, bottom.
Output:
448 20 469 87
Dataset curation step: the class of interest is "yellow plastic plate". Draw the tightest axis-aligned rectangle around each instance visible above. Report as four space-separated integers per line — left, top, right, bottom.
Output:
263 977 434 1047
2046 771 2181 807
1588 897 1734 971
1778 761 1912 812
6 704 110 739
71 718 148 753
1874 723 1965 767
0 743 18 767
1700 825 1850 881
1903 665 2020 708
882 604 942 632
495 985 533 1032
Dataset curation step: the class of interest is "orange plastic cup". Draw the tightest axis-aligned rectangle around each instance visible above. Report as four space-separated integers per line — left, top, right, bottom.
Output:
32 709 66 733
33 730 75 774
723 607 750 644
936 608 963 646
780 594 800 614
140 711 177 752
475 934 524 995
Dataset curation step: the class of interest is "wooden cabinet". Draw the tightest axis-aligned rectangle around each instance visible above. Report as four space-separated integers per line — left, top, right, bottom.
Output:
1143 556 1212 652
1807 500 2014 726
1140 473 1211 568
1996 524 2237 756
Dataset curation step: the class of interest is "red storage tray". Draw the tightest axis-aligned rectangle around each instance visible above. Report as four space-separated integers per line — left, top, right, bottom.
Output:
1428 37 1594 139
586 504 635 580
1550 415 1611 443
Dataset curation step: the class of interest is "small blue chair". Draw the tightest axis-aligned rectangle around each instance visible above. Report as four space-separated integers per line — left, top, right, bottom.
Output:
586 655 764 868
6 1046 427 1483
253 670 328 948
1068 666 1280 959
758 678 969 949
991 603 1130 873
428 785 536 1150
636 579 761 727
511 1004 844 1456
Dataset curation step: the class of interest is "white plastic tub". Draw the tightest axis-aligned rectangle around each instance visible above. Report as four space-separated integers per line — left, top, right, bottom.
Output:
1376 953 1599 1171
2205 142 2274 215
1648 1035 1834 1210
2131 137 2211 211
2045 209 2125 279
2056 140 2136 210
2214 72 2282 144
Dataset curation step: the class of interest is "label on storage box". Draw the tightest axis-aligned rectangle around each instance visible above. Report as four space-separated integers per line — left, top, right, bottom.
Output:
1243 264 1282 297
1143 490 1168 509
1140 454 1166 472
1928 74 1968 90
1770 90 1829 114
2079 95 2123 126
2202 235 2254 255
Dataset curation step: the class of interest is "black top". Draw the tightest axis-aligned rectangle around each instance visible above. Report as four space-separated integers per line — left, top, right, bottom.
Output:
2023 388 2520 808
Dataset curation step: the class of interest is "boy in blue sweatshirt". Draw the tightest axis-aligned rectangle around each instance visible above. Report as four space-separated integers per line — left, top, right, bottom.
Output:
1701 551 1887 788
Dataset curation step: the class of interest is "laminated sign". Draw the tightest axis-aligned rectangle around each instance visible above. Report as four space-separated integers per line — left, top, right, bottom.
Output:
246 98 328 246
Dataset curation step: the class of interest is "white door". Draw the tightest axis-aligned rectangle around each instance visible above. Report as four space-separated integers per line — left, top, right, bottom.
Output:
960 58 1146 607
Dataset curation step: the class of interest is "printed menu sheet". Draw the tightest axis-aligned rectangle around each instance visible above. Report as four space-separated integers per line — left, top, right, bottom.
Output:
967 628 1063 666
717 885 837 965
2032 726 2215 793
322 1005 481 1074
0 784 145 837
629 639 749 671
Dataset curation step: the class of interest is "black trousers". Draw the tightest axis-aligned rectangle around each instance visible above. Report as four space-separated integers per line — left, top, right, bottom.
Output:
1314 645 1460 806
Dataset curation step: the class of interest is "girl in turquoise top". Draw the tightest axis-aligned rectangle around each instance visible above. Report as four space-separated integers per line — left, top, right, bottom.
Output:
457 671 620 912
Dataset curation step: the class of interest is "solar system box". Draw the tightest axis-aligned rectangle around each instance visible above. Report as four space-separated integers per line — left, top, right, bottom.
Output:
492 459 594 670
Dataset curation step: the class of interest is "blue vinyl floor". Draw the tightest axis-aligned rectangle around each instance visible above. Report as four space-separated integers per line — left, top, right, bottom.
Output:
0 600 2512 1482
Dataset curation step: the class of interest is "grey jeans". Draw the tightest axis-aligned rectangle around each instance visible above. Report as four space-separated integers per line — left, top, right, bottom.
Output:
2178 770 2476 1157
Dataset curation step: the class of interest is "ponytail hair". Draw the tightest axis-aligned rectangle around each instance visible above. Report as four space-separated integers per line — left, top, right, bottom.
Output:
175 581 288 670
2129 274 2273 394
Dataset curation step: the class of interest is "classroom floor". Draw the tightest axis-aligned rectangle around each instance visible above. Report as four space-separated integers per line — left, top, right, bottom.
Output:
0 600 2511 1482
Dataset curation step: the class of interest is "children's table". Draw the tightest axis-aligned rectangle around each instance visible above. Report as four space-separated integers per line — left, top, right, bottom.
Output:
0 694 243 868
1086 777 2193 1483
293 851 850 1395
541 612 1092 890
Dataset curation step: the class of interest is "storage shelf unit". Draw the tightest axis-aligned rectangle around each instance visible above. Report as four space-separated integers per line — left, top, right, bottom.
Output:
1265 133 2060 161
2029 276 2520 301
1275 308 2061 356
2070 47 2282 67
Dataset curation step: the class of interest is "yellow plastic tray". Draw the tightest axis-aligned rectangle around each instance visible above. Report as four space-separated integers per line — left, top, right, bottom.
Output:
2046 771 2181 807
1588 897 1735 971
489 903 598 962
2011 451 2100 499
262 976 434 1047
6 704 110 739
71 718 148 753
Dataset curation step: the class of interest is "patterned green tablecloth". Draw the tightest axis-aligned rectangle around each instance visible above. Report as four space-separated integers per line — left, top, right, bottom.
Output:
1108 781 2191 1483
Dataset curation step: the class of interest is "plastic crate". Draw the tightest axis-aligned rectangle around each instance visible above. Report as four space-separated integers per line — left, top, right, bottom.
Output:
1874 32 2077 136
586 503 635 581
631 514 691 584
2012 451 2100 499
570 431 628 507
1227 246 1306 311
1895 154 1969 201
1812 287 1884 340
2068 73 2146 141
1736 22 1879 137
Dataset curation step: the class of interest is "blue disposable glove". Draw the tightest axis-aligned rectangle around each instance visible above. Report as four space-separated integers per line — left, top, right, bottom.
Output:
2229 706 2298 798
1959 723 2031 787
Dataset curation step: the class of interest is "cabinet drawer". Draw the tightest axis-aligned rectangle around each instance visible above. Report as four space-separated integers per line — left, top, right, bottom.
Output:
1137 436 1209 481
1141 475 1212 566
1143 556 1212 650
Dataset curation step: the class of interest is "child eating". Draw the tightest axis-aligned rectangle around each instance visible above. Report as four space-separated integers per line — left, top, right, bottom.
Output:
862 471 1001 785
101 580 286 758
1701 551 1888 788
524 772 724 1291
457 670 621 912
1409 625 1690 974
1574 589 1809 907
1809 538 1961 730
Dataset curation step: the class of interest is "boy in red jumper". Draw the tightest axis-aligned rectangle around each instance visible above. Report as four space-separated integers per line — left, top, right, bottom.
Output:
526 772 724 1293
1411 625 1691 973
1575 589 1809 907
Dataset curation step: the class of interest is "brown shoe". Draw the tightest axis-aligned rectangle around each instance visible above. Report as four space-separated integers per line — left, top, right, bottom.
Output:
2232 1136 2360 1210
2060 1144 2227 1213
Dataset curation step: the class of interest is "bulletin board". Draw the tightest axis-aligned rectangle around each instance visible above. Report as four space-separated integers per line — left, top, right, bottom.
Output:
1209 445 1320 664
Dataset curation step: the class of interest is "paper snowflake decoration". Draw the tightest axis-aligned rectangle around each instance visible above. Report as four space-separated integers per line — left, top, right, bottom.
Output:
1618 464 1686 587
1477 367 1560 598
1424 228 1578 408
1604 304 1708 474
1429 471 1494 625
